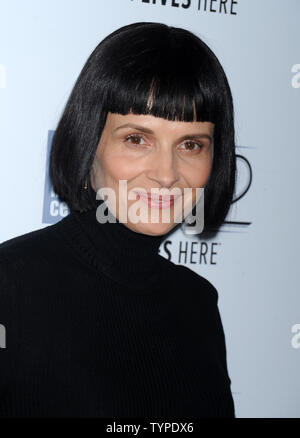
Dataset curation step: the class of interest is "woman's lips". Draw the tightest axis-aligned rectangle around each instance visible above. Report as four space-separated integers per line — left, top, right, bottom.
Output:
134 191 181 209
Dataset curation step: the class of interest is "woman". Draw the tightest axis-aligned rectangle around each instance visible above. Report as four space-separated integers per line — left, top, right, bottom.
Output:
0 22 236 417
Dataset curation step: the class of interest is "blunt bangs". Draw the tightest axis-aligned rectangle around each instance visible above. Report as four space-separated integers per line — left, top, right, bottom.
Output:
94 25 224 123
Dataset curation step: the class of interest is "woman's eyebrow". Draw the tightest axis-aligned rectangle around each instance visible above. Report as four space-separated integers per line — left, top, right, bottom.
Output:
113 123 213 142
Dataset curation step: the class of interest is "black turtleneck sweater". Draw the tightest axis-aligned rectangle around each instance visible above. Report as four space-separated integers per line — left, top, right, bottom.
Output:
0 203 235 417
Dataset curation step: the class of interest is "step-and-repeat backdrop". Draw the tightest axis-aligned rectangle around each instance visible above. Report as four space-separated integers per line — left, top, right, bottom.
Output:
0 0 299 418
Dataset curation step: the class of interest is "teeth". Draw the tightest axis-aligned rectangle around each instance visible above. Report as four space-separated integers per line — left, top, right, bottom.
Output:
140 196 173 202
136 192 177 204
146 198 172 203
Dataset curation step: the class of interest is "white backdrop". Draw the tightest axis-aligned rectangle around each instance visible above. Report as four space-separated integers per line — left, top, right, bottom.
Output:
0 0 299 418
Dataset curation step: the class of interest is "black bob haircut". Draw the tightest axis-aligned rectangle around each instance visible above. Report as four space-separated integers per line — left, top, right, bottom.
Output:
49 22 236 231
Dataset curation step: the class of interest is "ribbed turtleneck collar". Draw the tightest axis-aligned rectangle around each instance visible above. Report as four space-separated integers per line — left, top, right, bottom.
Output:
57 200 166 292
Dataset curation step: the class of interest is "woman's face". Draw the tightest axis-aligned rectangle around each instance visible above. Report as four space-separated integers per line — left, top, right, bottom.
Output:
90 111 214 236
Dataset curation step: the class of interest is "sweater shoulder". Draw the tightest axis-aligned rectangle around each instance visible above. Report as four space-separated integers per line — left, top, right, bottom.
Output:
0 221 68 276
0 223 56 262
158 255 218 303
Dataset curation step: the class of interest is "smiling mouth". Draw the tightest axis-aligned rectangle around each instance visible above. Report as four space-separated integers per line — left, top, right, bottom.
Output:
132 191 182 209
134 191 181 203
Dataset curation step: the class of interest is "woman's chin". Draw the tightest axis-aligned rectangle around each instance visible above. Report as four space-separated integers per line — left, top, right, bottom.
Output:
126 220 178 237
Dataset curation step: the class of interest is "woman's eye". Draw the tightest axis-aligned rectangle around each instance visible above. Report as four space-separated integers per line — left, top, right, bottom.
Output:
125 134 146 146
124 136 203 153
179 141 203 153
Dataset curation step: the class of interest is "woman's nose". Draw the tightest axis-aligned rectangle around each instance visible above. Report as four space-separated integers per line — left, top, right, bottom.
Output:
146 148 180 189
